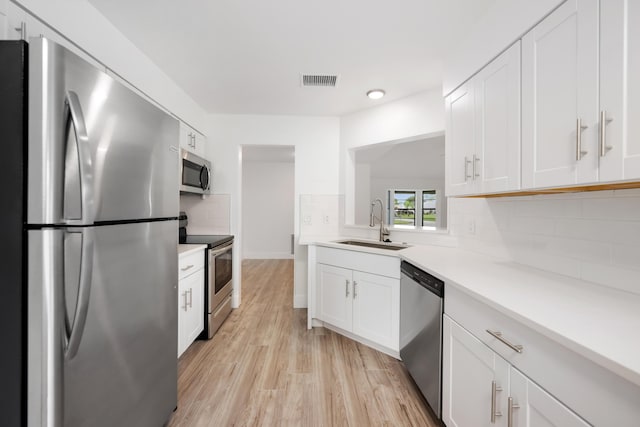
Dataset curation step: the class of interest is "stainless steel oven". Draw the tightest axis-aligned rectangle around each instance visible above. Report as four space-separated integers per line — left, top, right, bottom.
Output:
207 240 233 337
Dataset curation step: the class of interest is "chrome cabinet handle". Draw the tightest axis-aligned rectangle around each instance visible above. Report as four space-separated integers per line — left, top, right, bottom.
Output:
182 292 188 311
473 154 481 178
491 380 503 423
464 156 472 180
15 22 27 40
486 330 524 353
576 118 588 160
600 110 613 157
345 279 350 298
353 281 358 298
188 288 193 308
507 396 520 427
181 264 194 272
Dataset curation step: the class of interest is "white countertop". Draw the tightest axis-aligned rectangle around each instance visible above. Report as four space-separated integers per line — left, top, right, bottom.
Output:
178 244 207 257
311 238 640 388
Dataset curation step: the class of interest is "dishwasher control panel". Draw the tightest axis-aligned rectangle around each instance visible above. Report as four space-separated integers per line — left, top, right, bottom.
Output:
401 261 444 297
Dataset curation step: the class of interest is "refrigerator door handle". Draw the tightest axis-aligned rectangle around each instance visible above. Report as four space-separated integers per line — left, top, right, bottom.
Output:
65 91 95 225
65 228 95 360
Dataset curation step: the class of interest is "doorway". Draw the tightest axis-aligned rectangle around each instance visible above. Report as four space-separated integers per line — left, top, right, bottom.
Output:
240 145 295 260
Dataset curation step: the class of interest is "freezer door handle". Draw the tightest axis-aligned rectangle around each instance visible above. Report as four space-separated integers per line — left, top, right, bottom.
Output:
65 91 95 225
65 228 95 360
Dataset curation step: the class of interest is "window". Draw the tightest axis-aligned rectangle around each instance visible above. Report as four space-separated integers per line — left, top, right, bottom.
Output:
388 189 439 229
392 191 416 226
422 190 436 226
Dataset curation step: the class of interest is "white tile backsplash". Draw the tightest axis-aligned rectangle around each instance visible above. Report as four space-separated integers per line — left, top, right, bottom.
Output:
449 189 640 295
180 193 231 235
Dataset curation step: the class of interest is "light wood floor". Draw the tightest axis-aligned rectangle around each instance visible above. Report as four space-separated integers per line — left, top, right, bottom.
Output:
168 259 439 427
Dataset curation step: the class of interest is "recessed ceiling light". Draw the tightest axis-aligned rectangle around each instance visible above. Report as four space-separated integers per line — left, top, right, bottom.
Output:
367 89 385 100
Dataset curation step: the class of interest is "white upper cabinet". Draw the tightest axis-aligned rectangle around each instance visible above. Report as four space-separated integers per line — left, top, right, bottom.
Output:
523 0 640 188
180 122 206 157
522 0 599 189
446 42 521 196
599 0 640 182
446 82 476 196
474 42 521 194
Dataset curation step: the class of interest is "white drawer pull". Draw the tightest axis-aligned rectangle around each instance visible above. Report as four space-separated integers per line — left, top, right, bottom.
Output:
486 330 523 353
181 264 194 272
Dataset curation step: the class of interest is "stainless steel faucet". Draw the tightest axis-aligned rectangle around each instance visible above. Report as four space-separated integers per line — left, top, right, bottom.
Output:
369 198 390 242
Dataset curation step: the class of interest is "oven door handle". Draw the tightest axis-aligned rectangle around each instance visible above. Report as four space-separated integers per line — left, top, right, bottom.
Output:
210 242 233 257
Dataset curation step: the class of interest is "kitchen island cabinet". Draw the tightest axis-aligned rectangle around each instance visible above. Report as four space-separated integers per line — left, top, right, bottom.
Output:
311 245 400 356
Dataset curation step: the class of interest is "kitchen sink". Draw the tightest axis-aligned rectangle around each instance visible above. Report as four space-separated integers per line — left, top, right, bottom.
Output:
334 239 410 251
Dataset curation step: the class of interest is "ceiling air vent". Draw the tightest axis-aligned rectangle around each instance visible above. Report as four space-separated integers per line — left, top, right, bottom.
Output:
301 74 339 87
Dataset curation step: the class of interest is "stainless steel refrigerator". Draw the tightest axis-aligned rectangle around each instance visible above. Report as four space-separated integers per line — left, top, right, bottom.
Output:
1 38 179 426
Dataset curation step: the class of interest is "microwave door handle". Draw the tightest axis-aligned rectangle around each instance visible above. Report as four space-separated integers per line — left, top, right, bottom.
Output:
65 228 95 360
65 91 95 225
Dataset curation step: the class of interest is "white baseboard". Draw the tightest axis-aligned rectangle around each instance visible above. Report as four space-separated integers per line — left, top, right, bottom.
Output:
243 252 294 260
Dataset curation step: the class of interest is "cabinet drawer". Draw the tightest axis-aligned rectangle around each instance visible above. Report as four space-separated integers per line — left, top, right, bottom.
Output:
179 250 205 280
316 246 400 279
446 285 640 426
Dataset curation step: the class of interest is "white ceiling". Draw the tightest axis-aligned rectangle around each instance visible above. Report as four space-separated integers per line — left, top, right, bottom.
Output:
88 0 494 116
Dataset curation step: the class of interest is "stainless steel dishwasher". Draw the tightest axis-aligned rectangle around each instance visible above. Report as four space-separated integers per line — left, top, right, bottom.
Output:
400 260 444 419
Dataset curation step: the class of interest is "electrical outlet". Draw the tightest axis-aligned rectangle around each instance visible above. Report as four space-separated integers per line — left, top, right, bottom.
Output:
323 215 330 224
466 219 476 235
303 215 312 225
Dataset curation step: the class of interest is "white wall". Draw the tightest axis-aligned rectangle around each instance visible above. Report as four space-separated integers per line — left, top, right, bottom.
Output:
6 0 207 131
449 190 640 296
340 89 446 224
443 0 564 96
242 159 294 259
207 114 340 308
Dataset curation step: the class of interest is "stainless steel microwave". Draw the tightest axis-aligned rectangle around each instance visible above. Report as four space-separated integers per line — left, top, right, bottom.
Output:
180 149 211 194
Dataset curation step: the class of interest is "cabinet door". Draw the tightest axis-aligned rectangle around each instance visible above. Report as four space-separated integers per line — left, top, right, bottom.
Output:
185 268 204 345
522 0 599 189
177 276 189 357
475 42 521 194
352 271 399 351
446 82 476 196
510 368 590 427
177 268 204 357
317 264 352 332
179 123 194 154
599 0 640 182
193 130 206 157
443 315 510 427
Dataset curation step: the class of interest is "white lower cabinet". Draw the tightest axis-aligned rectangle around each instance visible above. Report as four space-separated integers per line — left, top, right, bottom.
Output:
317 262 399 352
509 368 589 427
443 315 510 427
443 315 589 427
178 250 205 357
